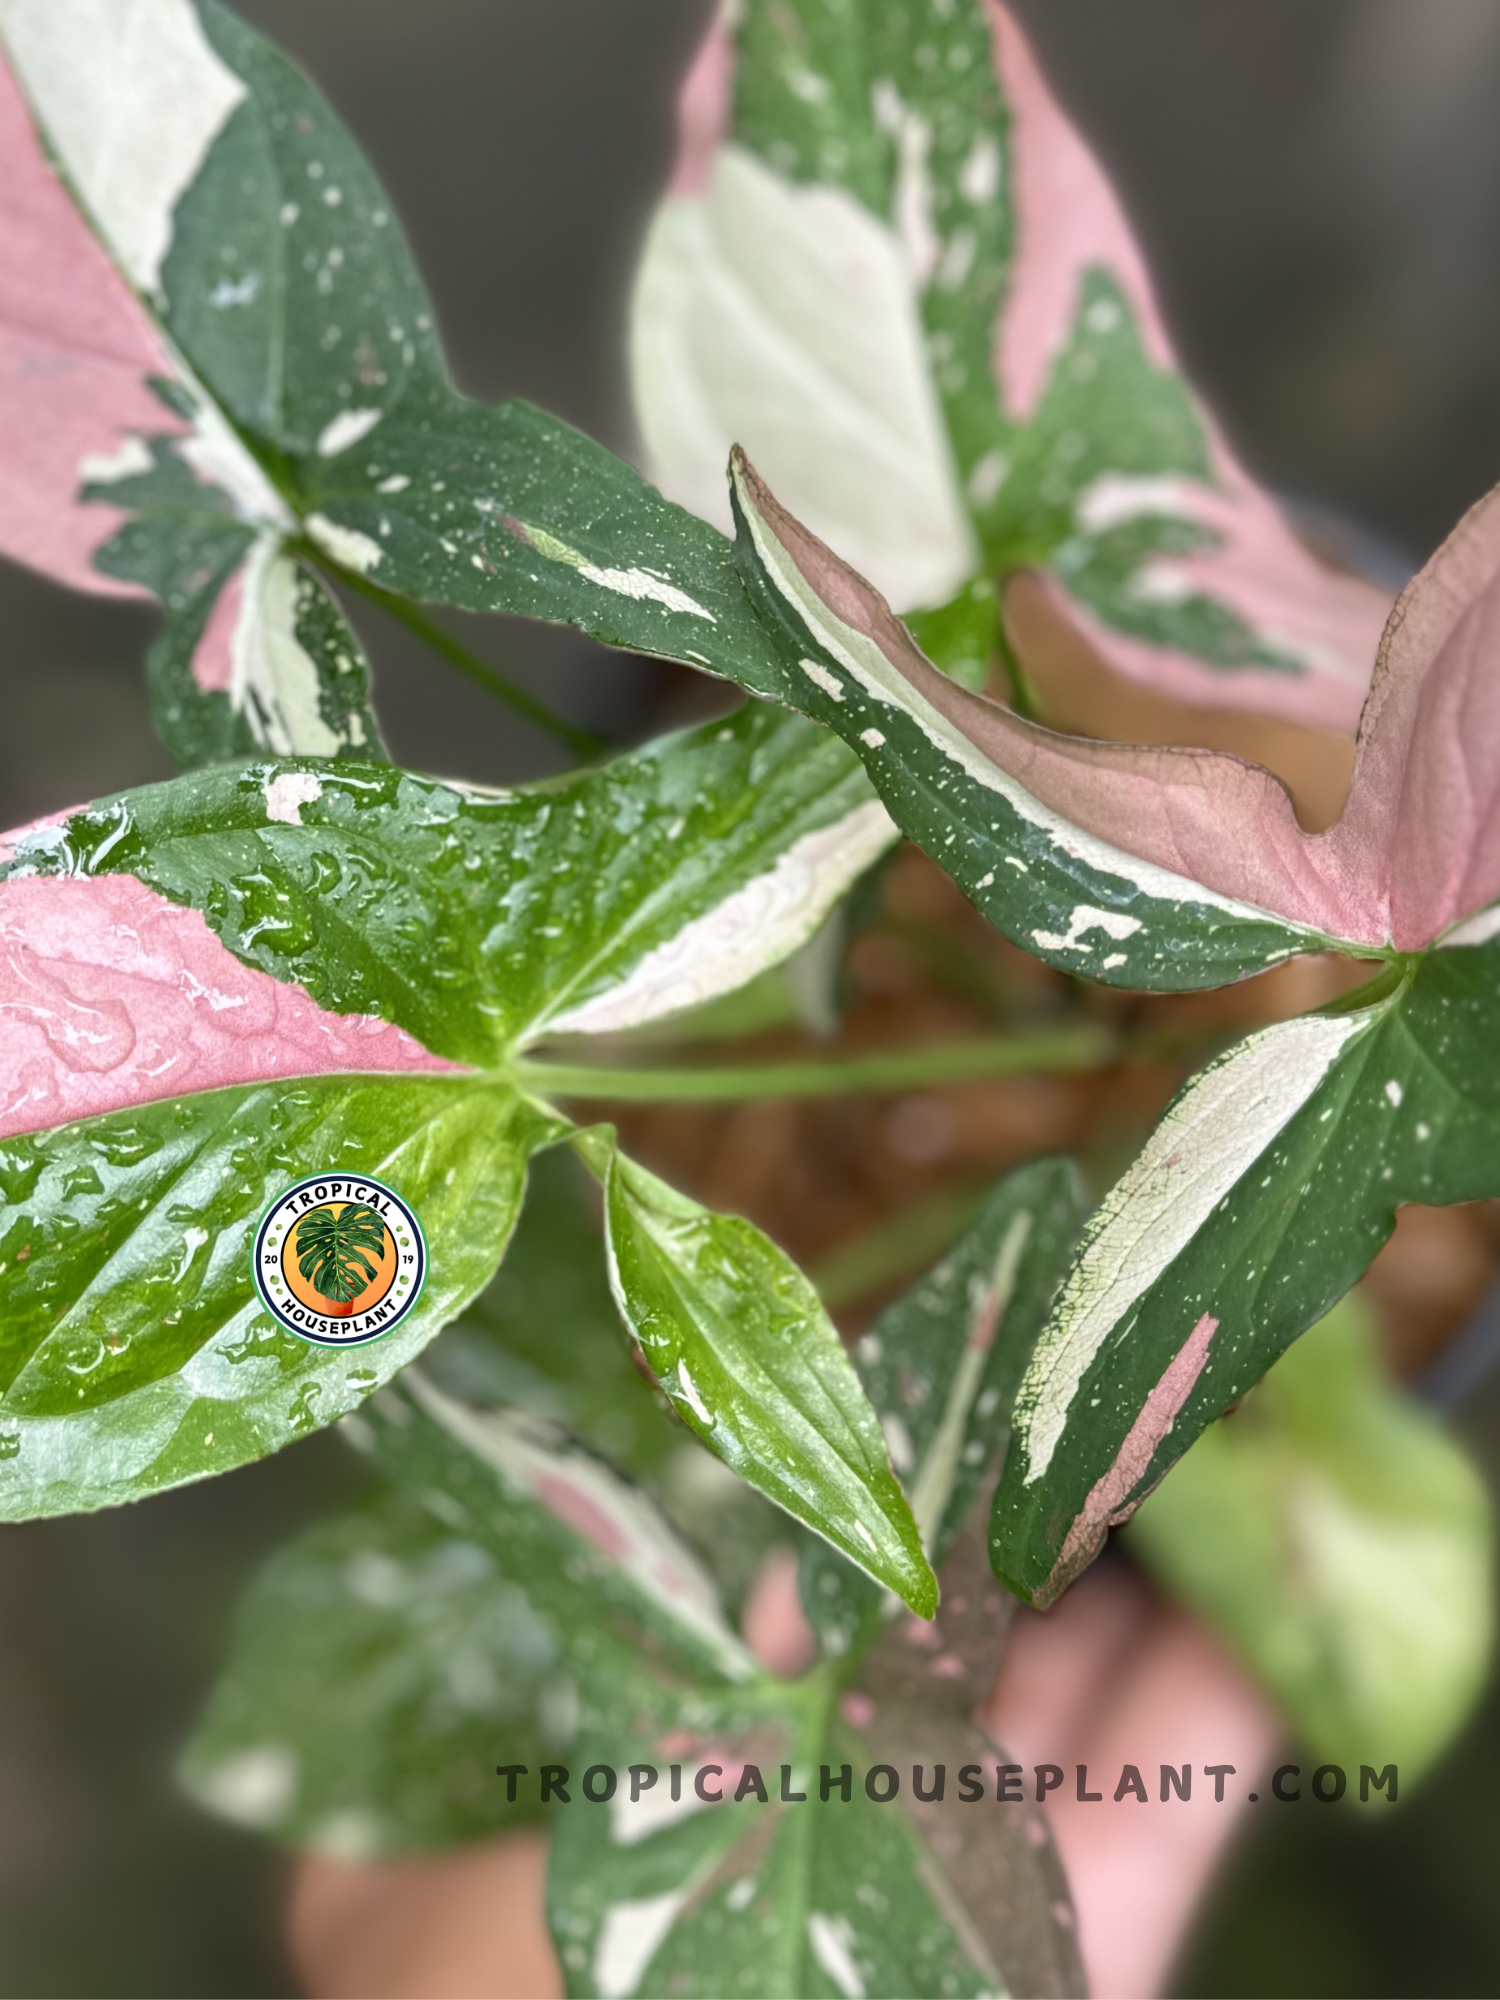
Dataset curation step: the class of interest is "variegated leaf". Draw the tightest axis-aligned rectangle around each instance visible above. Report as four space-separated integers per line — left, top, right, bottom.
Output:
550 1535 1082 2000
727 456 1500 989
0 0 384 763
800 1157 1084 1655
990 937 1500 1606
355 1374 759 1687
0 705 898 1519
631 0 1391 739
181 1485 569 1853
1126 1296 1493 1780
0 0 828 765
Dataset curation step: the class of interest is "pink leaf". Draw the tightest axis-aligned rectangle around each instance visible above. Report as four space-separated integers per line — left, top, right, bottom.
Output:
735 450 1500 953
0 58 184 596
986 4 1391 734
0 873 458 1142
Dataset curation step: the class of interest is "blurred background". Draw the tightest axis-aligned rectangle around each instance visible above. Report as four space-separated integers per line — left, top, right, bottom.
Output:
5 3 1500 1992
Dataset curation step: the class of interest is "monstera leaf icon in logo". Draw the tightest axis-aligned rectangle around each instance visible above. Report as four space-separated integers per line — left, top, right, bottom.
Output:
295 1203 388 1315
252 1175 427 1346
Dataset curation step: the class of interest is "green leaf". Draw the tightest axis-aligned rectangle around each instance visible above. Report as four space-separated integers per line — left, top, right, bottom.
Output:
1125 1296 1494 1780
182 1486 568 1854
800 1159 1086 1655
630 0 1389 732
192 1374 1078 1991
434 1150 787 1615
548 1536 1083 2000
723 456 1338 991
0 0 816 761
578 1129 937 1618
0 704 892 1517
437 1149 684 1480
990 942 1500 1606
0 1076 559 1519
356 1374 759 1689
8 704 889 1063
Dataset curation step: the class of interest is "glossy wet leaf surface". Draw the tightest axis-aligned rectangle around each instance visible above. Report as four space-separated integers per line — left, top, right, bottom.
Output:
592 1135 936 1618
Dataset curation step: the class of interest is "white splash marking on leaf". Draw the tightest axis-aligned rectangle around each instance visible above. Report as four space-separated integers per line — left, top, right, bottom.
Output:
872 81 939 288
959 133 1001 205
735 465 1322 945
726 1876 757 1912
610 1778 707 1847
407 1379 754 1679
966 448 1010 509
1102 952 1127 969
1015 1012 1366 1484
209 272 260 309
316 407 383 457
195 1746 297 1827
177 396 293 530
227 542 345 756
1440 903 1500 948
594 1892 687 2000
77 436 153 486
907 1212 1032 1546
1385 1079 1403 1108
807 1913 866 2000
801 658 844 700
306 514 384 575
263 771 323 826
860 728 885 747
630 144 977 611
575 562 716 621
1031 905 1142 955
0 0 246 290
1074 472 1195 535
543 800 897 1036
375 472 411 494
515 522 715 621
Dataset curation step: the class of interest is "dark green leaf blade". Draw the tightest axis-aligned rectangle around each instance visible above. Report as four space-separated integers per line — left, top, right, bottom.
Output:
801 1157 1086 1655
354 1374 758 1688
6 703 888 1066
549 1534 1084 2000
992 940 1500 1606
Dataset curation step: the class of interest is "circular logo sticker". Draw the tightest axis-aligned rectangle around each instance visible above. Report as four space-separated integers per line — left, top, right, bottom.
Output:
252 1175 427 1346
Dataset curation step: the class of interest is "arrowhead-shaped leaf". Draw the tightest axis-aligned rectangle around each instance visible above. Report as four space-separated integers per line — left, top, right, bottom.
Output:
0 705 894 1516
727 455 1500 988
0 0 385 763
549 1535 1083 2000
632 0 1391 740
0 0 820 762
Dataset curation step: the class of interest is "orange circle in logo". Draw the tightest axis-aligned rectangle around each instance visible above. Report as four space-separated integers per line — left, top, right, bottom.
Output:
282 1202 400 1319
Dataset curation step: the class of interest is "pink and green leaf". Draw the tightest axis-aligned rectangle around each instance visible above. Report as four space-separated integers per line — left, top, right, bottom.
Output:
631 0 1392 730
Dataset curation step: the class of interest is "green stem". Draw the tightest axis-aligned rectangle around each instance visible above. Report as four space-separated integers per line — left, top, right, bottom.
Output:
518 1025 1111 1103
315 553 607 760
